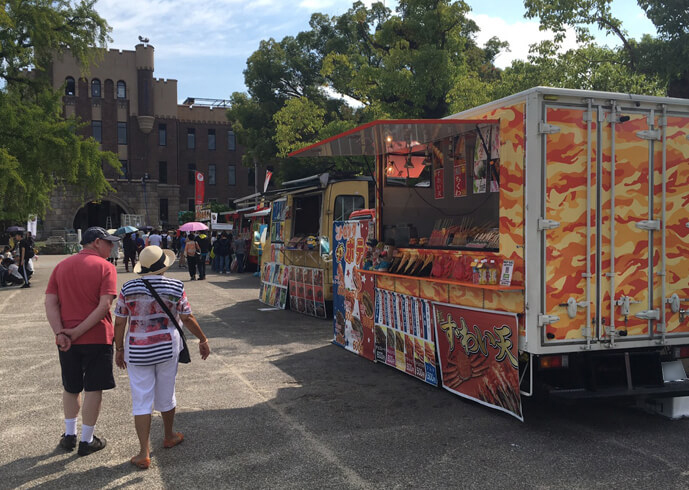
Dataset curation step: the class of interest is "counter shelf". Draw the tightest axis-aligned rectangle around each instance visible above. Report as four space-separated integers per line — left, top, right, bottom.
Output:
357 268 523 292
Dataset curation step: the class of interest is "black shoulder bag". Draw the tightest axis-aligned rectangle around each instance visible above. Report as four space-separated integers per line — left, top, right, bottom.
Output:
141 279 191 364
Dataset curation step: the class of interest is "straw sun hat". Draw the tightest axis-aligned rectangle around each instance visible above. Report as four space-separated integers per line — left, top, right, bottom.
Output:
134 246 176 275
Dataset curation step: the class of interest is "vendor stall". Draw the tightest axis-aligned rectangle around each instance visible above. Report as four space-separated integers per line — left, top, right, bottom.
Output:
291 87 689 421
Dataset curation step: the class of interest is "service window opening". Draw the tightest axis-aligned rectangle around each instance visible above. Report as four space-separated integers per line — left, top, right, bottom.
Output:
381 127 500 250
293 194 322 237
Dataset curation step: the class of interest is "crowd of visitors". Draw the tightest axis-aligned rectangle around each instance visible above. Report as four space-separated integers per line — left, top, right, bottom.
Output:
0 231 36 288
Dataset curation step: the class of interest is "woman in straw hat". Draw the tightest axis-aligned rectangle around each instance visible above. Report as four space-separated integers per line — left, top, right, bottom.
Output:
113 246 210 469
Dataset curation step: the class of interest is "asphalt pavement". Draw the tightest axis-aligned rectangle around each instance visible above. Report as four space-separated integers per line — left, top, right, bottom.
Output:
2 254 689 489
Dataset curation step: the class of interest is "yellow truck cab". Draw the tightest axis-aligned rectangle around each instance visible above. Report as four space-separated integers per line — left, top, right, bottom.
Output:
260 173 371 316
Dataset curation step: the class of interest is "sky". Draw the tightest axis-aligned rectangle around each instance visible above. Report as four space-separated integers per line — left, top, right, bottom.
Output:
93 0 658 103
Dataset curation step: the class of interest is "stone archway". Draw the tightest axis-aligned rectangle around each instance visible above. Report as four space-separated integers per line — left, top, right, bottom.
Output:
72 199 130 231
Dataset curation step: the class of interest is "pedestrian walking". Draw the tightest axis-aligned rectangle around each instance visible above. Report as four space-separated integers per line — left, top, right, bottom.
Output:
108 238 120 266
146 230 162 248
184 233 200 280
44 227 120 456
178 232 187 269
233 234 247 273
123 233 137 272
195 232 211 280
214 232 231 274
113 245 210 469
17 231 35 288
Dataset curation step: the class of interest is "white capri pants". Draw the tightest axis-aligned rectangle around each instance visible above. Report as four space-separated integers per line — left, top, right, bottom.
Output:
127 357 179 416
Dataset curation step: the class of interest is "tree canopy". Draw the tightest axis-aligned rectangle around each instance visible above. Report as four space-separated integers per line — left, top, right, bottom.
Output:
0 0 119 222
227 0 506 182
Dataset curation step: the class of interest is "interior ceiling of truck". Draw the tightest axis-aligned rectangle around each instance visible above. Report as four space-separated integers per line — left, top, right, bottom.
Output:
288 119 499 158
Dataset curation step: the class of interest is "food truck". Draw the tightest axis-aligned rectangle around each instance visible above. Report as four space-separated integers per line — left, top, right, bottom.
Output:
289 86 689 420
217 194 271 272
258 173 371 318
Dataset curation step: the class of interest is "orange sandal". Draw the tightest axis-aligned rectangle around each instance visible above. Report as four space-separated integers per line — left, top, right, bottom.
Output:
163 432 184 448
130 456 151 470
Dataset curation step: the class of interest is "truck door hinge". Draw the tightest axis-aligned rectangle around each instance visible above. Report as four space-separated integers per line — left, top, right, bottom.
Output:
636 129 661 141
635 309 660 321
538 122 561 135
538 314 560 326
538 218 560 231
635 219 660 231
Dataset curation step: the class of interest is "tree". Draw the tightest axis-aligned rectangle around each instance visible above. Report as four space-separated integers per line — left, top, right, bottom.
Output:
0 0 118 222
231 0 507 182
523 0 689 97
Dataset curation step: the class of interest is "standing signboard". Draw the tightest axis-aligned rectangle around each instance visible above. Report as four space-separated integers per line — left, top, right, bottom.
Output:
332 219 374 360
432 303 522 420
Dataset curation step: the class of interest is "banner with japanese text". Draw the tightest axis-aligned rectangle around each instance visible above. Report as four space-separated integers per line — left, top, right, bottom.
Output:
332 220 374 360
433 303 522 420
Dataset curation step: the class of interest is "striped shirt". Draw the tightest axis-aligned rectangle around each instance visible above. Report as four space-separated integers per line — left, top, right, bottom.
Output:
115 275 191 365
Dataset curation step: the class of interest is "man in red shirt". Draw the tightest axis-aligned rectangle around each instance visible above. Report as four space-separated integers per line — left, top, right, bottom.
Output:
45 227 120 456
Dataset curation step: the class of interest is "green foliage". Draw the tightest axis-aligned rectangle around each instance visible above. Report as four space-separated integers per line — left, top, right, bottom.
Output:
523 0 689 97
178 211 194 225
0 0 117 221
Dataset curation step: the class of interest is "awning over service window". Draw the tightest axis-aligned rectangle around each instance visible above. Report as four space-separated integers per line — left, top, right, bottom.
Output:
288 118 499 158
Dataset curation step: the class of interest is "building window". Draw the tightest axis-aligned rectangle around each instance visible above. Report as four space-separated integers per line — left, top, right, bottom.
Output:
227 130 236 151
188 163 196 185
208 129 216 150
228 165 236 186
92 120 102 143
117 122 127 145
158 123 167 146
159 161 167 184
187 128 195 149
117 80 126 99
208 164 216 185
91 79 101 98
65 77 75 96
248 167 255 187
159 198 168 222
119 160 128 179
188 199 195 211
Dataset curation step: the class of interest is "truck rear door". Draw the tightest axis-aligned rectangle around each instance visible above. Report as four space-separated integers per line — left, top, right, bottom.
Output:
541 101 689 346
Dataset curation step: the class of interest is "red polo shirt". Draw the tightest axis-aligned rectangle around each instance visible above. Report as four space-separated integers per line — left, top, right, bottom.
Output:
46 249 117 345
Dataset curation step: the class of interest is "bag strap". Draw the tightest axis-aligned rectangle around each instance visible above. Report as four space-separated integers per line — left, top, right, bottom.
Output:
141 279 187 341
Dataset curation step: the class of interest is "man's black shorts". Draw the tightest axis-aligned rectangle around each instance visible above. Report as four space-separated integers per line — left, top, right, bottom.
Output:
58 344 115 393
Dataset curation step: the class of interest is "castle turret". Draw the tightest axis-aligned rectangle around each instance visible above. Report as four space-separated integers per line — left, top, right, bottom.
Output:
135 43 155 133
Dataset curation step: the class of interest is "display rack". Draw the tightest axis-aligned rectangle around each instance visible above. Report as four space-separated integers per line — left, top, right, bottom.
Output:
358 268 523 292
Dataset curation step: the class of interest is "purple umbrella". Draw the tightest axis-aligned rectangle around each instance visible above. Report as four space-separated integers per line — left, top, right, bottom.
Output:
178 221 209 232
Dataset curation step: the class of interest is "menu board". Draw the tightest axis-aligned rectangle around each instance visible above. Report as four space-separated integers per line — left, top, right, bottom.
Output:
374 289 438 387
289 266 327 318
258 261 289 309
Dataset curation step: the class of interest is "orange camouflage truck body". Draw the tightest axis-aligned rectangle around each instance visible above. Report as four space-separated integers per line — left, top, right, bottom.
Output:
451 87 689 398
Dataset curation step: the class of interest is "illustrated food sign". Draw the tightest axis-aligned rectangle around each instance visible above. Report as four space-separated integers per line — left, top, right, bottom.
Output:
289 266 327 318
259 262 289 309
433 303 522 420
332 220 374 361
374 289 438 387
270 198 287 243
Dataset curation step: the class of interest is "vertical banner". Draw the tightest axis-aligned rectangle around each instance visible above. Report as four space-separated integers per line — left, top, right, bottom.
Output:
332 220 374 360
433 168 444 199
432 303 522 421
194 171 205 204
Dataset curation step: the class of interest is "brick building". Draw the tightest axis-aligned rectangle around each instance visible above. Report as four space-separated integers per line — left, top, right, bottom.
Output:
42 42 264 235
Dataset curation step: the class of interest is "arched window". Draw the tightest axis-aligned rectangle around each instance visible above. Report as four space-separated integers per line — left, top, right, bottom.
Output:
91 78 101 98
117 80 126 99
65 77 75 96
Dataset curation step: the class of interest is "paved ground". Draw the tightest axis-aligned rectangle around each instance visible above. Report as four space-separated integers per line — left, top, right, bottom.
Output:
2 254 689 489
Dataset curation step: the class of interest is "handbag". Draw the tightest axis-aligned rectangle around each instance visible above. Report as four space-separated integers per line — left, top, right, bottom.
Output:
141 279 191 364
